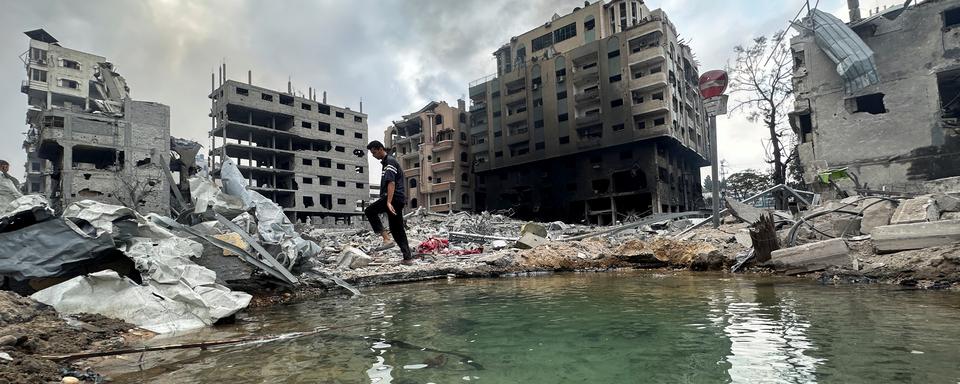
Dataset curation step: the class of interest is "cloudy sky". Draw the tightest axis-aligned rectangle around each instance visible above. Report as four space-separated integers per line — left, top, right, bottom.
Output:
0 0 902 184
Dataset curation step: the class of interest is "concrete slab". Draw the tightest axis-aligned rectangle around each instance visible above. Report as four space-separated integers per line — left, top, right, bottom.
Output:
770 238 850 274
515 232 549 249
942 212 960 220
933 193 960 212
872 219 960 252
890 197 939 225
724 197 763 224
860 199 896 234
832 217 862 236
734 229 753 248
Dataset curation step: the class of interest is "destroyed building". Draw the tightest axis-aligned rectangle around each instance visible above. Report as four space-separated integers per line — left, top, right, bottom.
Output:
20 29 171 214
468 0 710 224
790 0 960 194
384 100 474 213
208 73 369 223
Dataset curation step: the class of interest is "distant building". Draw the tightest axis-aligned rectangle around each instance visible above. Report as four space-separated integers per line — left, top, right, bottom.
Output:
790 0 960 194
467 0 709 224
384 100 473 213
208 77 369 223
20 29 171 214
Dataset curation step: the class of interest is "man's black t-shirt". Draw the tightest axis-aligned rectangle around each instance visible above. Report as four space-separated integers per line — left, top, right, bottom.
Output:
379 155 405 202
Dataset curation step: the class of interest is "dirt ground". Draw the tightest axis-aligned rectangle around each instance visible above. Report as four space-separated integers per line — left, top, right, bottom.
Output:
0 291 134 383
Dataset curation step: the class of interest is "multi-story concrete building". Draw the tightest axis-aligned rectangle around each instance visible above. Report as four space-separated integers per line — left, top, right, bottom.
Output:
209 77 369 223
20 29 171 214
384 100 473 213
790 0 960 194
468 1 709 224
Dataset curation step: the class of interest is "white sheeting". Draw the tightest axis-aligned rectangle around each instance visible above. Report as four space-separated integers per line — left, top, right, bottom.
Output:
0 194 53 219
218 160 320 269
32 236 251 334
32 201 252 334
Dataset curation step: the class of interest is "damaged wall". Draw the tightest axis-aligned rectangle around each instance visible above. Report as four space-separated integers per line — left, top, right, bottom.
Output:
791 0 960 193
31 102 170 215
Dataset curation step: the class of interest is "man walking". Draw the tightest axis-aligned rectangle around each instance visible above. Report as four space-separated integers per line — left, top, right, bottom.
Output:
364 141 414 265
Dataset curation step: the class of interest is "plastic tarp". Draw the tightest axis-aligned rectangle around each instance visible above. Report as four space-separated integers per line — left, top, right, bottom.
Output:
0 218 116 280
0 175 21 209
807 9 880 94
189 176 245 218
32 235 252 334
0 194 53 220
218 160 320 269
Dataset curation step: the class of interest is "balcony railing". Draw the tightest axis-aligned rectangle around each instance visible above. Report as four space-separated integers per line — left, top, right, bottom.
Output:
432 140 454 152
631 99 669 116
431 160 455 172
630 72 668 92
574 88 600 103
627 45 666 67
431 180 456 192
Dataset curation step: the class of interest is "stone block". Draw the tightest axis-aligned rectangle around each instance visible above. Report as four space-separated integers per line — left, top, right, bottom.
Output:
942 212 960 220
890 197 939 225
515 232 549 250
770 238 850 274
832 217 861 236
872 219 960 253
933 193 960 212
734 229 753 248
860 199 896 234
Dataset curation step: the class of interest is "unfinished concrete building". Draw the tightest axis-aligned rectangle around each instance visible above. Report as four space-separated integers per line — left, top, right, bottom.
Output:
20 29 171 214
468 0 709 224
790 0 960 194
384 100 473 213
209 76 369 223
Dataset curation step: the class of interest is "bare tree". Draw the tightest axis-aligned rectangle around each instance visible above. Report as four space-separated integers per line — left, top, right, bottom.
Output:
729 32 797 191
115 163 162 213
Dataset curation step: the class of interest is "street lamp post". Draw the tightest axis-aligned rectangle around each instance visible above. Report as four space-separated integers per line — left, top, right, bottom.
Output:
698 70 729 229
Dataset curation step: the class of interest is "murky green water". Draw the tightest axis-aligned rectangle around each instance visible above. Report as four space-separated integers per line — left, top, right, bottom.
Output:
108 272 960 383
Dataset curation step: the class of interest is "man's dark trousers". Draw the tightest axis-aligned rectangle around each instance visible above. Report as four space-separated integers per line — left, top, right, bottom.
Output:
364 198 412 260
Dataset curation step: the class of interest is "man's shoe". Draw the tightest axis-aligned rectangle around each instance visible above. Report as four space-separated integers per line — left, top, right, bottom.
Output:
400 259 415 266
374 241 396 251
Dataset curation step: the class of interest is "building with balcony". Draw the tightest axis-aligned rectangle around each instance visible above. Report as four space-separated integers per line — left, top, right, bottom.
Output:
384 100 473 213
20 29 171 214
209 79 369 223
789 1 960 194
468 0 709 224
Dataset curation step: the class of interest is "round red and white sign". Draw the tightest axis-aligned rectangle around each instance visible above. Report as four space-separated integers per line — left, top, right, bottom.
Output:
698 70 728 99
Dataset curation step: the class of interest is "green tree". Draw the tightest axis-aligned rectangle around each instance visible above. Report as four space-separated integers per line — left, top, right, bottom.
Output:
725 169 774 200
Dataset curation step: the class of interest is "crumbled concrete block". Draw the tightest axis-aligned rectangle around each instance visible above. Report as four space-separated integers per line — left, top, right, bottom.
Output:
515 231 549 249
872 219 960 253
520 222 548 238
860 199 897 234
770 238 850 273
490 240 509 250
942 212 960 220
890 197 939 225
933 193 960 212
724 197 763 224
734 229 753 248
832 217 861 236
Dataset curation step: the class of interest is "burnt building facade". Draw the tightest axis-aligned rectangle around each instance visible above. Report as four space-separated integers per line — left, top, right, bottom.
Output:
790 0 960 193
384 100 473 213
209 77 369 223
20 29 171 214
468 1 709 224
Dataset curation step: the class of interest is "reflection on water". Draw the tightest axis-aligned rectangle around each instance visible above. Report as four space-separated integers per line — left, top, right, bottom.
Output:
106 272 960 384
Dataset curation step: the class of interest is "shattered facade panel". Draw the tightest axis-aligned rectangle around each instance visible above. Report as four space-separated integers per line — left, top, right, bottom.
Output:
790 0 960 193
209 80 368 223
20 29 171 214
468 1 709 224
384 100 474 213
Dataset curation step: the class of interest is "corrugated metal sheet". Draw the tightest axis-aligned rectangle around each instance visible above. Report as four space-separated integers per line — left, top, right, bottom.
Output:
809 9 880 94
